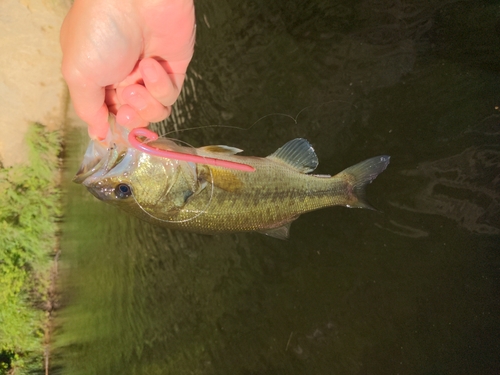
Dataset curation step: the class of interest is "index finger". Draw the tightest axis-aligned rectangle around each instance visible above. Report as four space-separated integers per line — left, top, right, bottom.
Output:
62 63 110 139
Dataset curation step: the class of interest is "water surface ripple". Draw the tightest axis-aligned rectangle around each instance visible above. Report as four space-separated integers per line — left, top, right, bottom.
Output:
55 1 500 374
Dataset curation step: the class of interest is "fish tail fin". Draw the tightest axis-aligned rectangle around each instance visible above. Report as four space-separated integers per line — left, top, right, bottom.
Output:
336 155 390 210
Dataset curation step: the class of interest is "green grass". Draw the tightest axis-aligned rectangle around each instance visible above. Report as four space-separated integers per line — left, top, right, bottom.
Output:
0 124 61 375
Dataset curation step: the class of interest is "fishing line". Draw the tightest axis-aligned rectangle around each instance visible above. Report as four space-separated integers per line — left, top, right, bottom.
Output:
156 98 354 139
130 137 215 224
129 99 352 222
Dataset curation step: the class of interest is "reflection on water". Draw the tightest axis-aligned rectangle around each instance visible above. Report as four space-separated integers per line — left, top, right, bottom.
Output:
54 0 500 374
398 143 500 235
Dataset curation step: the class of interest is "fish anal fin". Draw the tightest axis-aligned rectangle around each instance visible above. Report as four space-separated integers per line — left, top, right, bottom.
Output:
267 138 318 173
198 145 243 155
258 221 294 240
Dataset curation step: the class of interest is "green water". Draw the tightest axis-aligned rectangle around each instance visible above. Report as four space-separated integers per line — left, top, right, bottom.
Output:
54 1 500 374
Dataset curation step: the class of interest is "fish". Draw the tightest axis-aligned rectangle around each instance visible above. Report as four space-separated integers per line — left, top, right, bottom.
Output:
75 122 390 239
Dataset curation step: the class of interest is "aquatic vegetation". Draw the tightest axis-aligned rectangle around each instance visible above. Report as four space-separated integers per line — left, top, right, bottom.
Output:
0 124 61 375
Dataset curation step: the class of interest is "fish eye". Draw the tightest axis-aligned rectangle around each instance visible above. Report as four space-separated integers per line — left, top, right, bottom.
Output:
114 183 132 199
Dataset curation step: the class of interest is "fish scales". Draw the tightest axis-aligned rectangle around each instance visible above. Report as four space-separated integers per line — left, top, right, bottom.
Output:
145 159 353 233
75 125 390 239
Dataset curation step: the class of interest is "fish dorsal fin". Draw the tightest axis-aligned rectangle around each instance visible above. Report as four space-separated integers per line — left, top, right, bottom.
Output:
258 222 293 240
198 145 243 155
267 138 318 173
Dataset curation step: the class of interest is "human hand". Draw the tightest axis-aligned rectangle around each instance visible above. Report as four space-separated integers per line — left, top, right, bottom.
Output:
61 0 195 139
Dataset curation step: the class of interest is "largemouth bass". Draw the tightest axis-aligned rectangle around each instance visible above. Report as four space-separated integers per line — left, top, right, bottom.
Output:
75 123 390 239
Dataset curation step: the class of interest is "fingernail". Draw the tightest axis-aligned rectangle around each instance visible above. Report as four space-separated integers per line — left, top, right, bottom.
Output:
143 64 158 83
128 91 147 110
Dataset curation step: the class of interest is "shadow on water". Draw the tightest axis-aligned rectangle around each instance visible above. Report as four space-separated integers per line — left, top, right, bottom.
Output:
53 0 499 374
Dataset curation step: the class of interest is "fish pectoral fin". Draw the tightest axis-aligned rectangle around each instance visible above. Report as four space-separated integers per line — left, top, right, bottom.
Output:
170 188 195 208
258 221 295 240
198 166 243 193
266 138 318 173
198 145 244 155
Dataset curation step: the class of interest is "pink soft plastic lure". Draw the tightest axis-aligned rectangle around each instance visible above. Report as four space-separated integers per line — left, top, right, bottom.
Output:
128 127 256 172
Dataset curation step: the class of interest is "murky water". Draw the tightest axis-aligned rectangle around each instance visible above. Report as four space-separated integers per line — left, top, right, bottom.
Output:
54 1 500 374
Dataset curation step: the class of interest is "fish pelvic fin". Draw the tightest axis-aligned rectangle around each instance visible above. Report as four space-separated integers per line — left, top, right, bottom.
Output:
336 155 390 210
257 221 293 240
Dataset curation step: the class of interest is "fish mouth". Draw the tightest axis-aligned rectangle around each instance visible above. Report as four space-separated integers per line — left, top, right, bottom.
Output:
73 139 109 183
74 115 132 184
73 139 130 184
86 186 107 201
74 157 105 183
84 183 118 201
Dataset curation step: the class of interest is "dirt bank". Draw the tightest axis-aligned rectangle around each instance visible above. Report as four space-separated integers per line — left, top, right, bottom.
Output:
0 0 70 167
